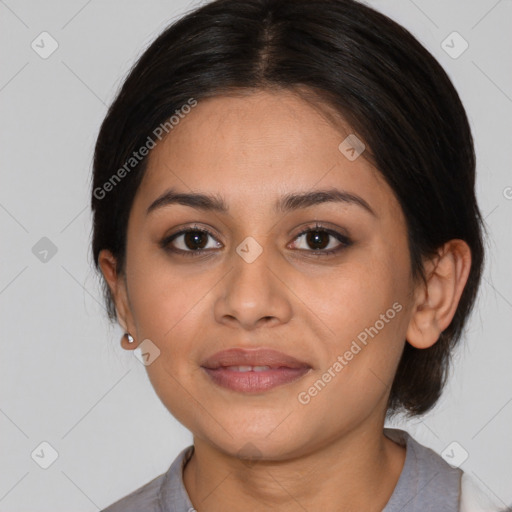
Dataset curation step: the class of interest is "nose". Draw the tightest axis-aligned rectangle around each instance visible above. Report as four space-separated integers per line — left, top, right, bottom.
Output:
213 242 293 330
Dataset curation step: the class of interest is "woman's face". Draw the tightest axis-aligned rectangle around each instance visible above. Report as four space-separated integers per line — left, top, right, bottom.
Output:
111 89 417 459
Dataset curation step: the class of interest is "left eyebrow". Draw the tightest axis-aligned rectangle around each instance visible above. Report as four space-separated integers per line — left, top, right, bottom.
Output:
146 187 376 217
277 188 376 216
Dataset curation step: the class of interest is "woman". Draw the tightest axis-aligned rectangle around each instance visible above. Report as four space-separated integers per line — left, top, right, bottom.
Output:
91 0 508 510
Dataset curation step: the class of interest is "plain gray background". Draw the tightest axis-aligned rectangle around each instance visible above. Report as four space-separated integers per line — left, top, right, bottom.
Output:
0 0 511 510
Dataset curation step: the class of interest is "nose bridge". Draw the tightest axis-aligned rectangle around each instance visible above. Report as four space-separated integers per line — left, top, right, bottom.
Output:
231 234 275 304
214 233 292 328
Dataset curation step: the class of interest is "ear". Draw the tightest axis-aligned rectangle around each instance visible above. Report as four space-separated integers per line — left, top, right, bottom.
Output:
406 239 472 349
98 249 138 350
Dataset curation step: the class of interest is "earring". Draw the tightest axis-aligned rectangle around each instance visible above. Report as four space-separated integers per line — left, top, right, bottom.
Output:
123 332 135 344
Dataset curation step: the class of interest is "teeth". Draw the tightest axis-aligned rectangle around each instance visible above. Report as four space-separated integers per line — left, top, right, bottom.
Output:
225 365 271 372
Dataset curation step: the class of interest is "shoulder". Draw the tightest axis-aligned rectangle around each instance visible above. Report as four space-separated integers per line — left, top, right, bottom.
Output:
385 427 463 485
100 445 195 512
383 427 462 511
100 472 165 512
384 428 510 512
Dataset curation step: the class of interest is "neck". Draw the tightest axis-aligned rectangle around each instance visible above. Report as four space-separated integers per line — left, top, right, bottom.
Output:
183 422 406 512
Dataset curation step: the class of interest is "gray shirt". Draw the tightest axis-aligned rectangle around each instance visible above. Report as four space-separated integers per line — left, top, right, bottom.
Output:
101 427 462 511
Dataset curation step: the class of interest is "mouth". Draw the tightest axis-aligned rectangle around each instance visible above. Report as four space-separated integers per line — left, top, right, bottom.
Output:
201 348 312 393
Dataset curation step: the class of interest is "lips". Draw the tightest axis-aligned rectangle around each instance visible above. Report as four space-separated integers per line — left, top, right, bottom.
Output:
200 348 312 393
201 348 311 370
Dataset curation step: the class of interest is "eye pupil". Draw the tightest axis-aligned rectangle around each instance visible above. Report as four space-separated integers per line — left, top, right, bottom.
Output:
185 230 208 250
307 230 329 250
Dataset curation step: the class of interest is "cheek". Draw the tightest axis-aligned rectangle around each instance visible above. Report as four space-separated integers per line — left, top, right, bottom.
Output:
125 244 210 338
295 292 406 430
292 246 409 402
294 242 408 343
123 252 213 405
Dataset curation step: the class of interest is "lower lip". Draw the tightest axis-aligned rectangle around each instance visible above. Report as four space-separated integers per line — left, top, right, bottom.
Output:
201 366 311 393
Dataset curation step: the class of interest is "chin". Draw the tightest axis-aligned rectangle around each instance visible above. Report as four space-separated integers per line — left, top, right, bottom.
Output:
194 420 314 462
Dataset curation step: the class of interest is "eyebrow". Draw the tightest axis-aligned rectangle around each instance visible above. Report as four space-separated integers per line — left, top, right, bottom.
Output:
146 187 376 217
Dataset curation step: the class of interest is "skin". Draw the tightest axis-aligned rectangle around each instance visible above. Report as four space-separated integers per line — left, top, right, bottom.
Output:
99 89 471 511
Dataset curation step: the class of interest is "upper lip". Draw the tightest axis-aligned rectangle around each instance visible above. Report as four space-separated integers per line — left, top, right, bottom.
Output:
201 348 311 369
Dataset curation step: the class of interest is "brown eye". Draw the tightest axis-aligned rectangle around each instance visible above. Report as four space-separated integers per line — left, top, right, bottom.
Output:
305 230 330 250
182 230 209 250
161 227 222 256
291 225 352 256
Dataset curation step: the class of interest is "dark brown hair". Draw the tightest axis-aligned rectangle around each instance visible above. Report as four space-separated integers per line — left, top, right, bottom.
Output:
90 0 486 418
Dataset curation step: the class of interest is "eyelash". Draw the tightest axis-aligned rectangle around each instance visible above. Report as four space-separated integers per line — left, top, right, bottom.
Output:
160 223 352 258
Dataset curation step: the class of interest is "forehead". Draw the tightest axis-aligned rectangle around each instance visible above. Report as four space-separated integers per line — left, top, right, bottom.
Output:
134 89 399 220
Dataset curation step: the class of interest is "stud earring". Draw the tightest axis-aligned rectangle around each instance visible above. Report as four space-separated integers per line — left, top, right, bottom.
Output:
123 332 135 344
